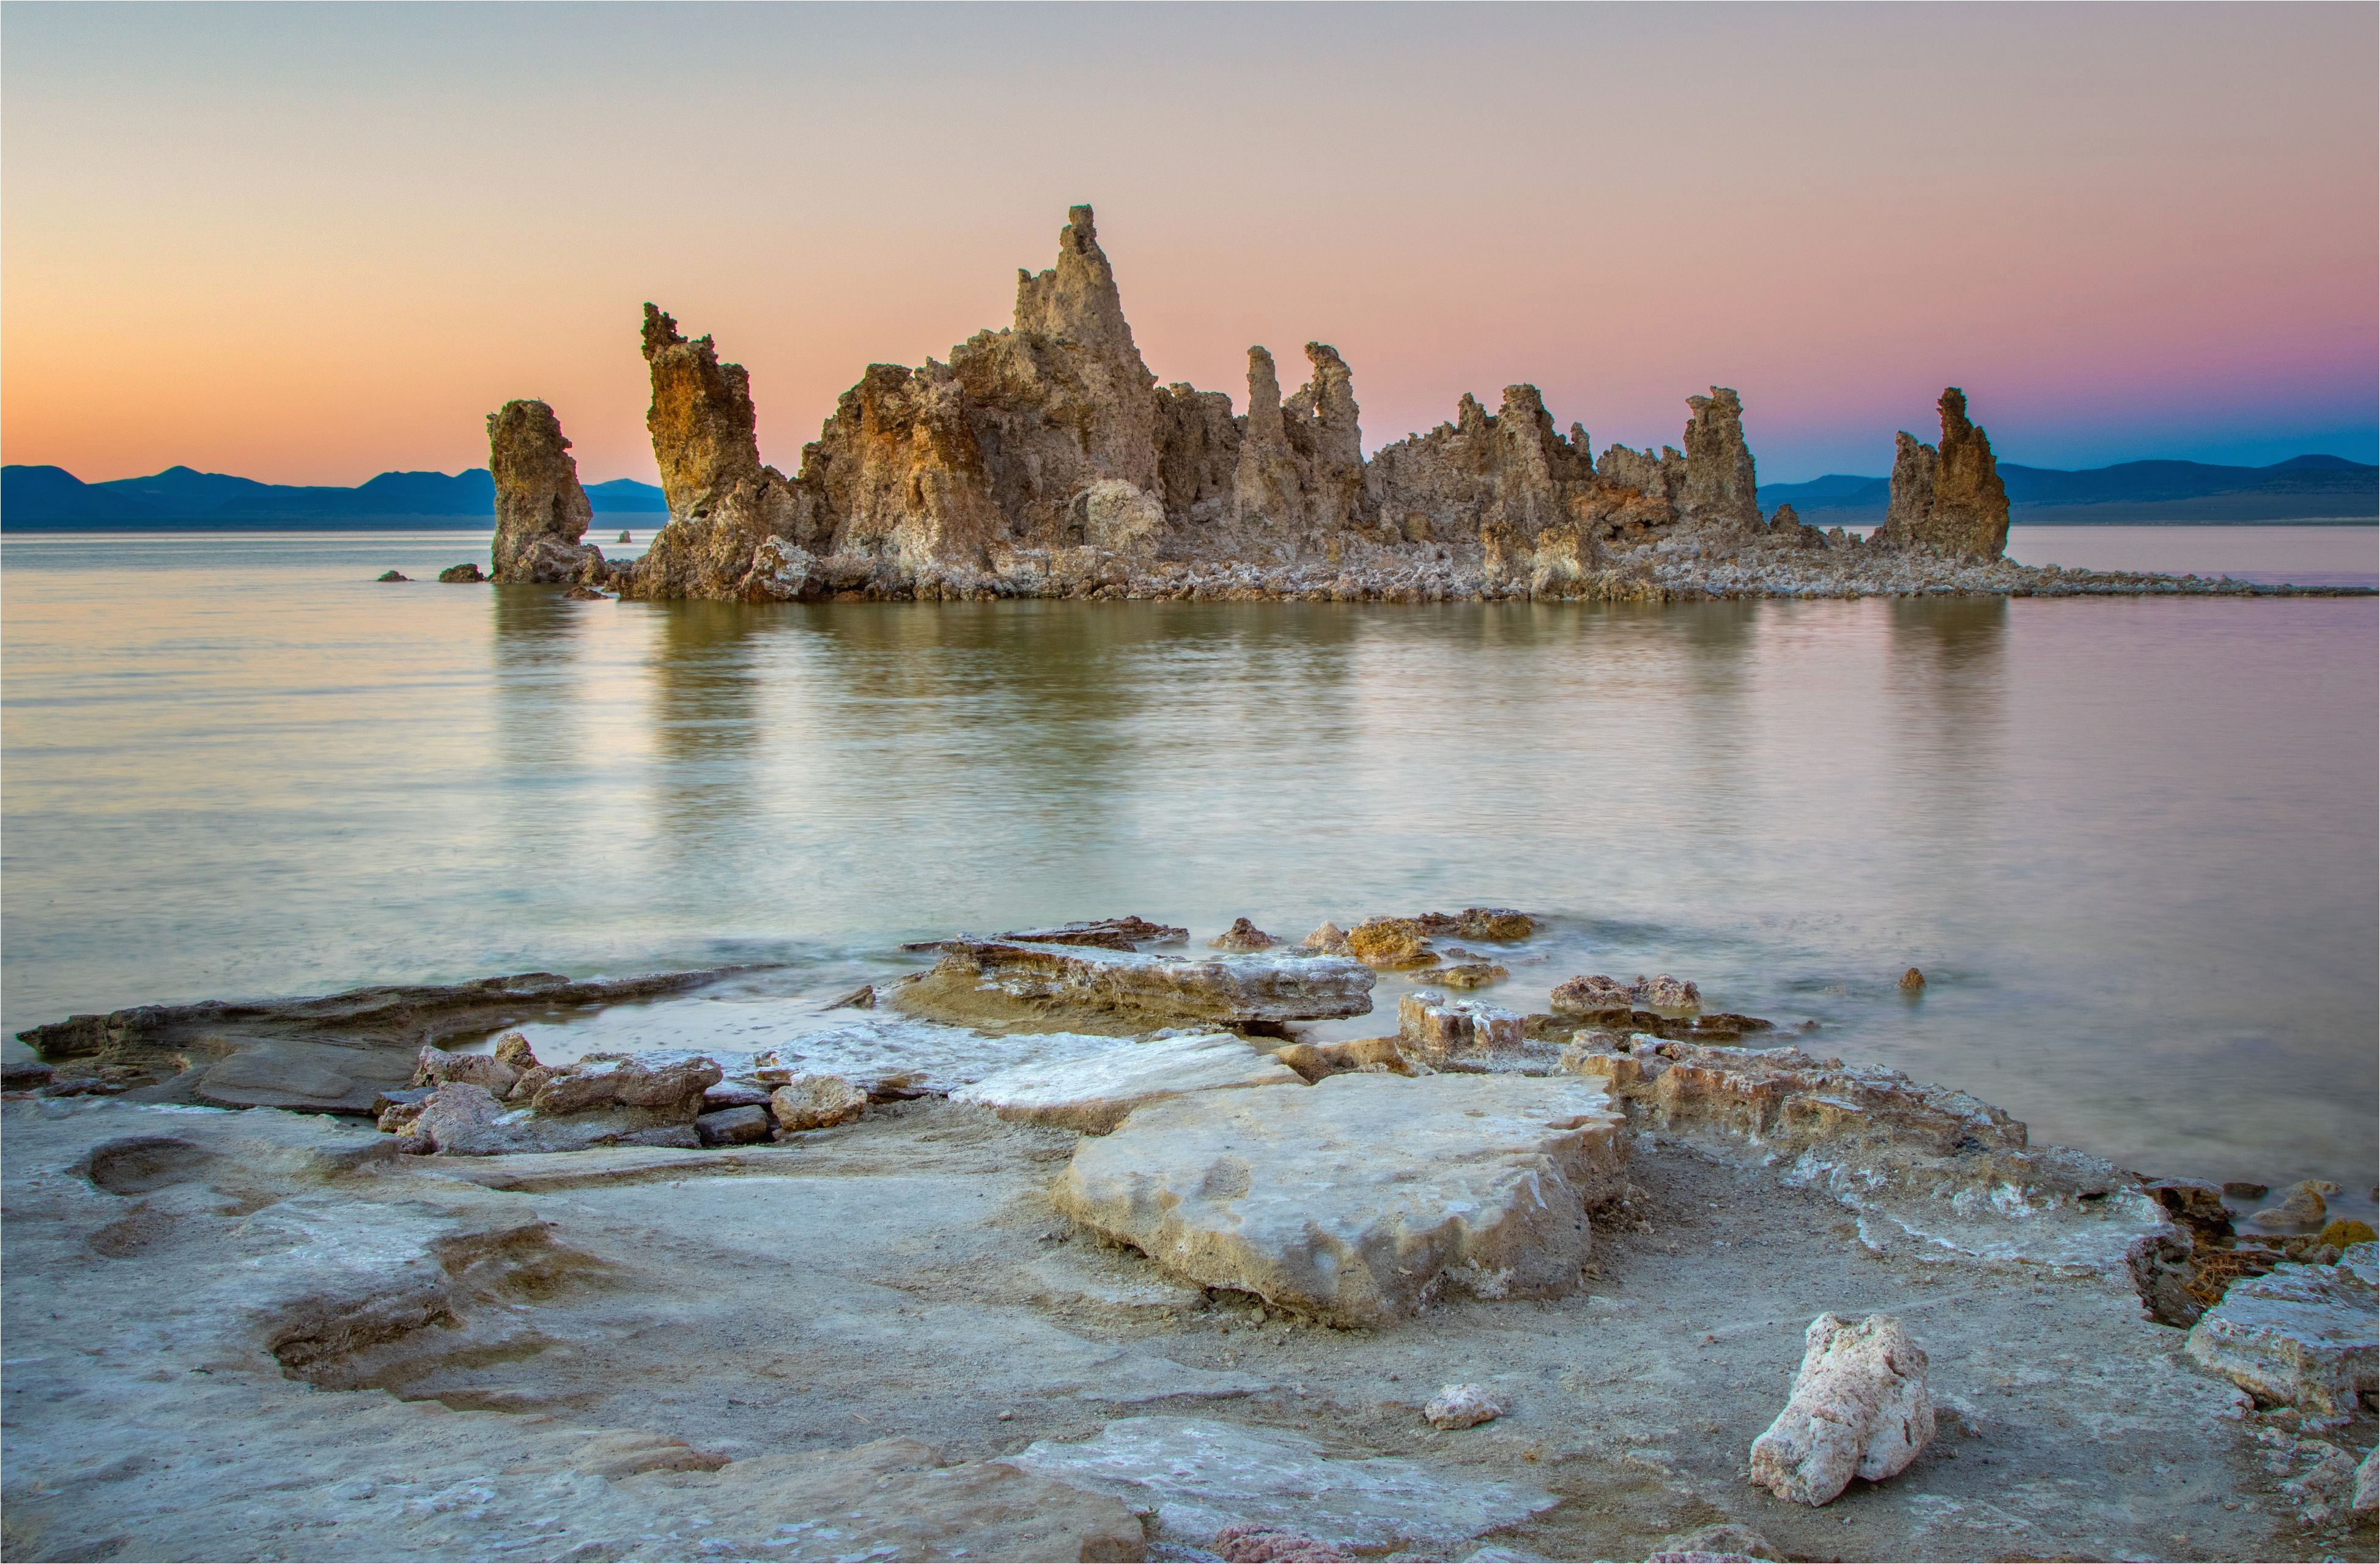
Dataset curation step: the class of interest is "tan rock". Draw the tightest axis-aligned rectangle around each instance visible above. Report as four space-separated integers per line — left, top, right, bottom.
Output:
770 1073 868 1132
1209 917 1278 951
1871 389 2009 560
1303 921 1350 954
953 1031 1303 1134
1272 1037 1422 1082
1423 1384 1503 1430
1679 388 1761 532
490 1031 539 1072
2251 1179 2339 1230
1748 1313 1934 1505
410 1044 519 1099
486 400 604 585
907 940 1375 1026
1054 1072 1627 1324
1397 990 1524 1057
1344 918 1434 968
1632 973 1702 1011
572 1429 731 1480
1432 962 1507 989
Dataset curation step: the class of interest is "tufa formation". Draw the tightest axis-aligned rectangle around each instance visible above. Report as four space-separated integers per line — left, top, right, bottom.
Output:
492 205 2018 601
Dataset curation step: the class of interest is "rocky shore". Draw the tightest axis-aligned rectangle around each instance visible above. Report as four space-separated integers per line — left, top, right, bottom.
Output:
457 207 2372 606
6 910 2373 1562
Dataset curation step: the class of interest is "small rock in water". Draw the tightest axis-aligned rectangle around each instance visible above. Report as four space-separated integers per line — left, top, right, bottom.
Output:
1433 962 1509 989
1549 974 1634 1018
2250 1179 2338 1230
819 983 877 1011
1210 917 1279 952
565 585 606 600
1424 1384 1504 1429
616 529 633 543
1344 918 1435 968
1748 1312 1934 1505
1632 973 1702 1009
2223 1180 2270 1200
436 562 487 583
1303 921 1349 954
771 1072 868 1132
1898 967 1926 990
375 569 408 582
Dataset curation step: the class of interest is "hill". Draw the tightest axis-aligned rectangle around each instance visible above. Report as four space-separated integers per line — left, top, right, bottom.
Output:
1 465 666 529
1760 454 2378 525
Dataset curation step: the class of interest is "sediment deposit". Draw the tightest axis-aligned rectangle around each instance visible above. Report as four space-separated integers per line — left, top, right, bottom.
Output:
8 910 2375 1561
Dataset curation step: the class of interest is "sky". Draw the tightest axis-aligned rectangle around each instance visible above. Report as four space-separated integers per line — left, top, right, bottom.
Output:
3 2 2374 487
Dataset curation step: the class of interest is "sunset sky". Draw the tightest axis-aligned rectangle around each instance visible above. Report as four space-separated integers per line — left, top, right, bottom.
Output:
4 2 2374 487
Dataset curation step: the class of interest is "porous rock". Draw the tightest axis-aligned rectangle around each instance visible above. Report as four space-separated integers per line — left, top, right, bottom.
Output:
1209 917 1278 951
1054 1072 1626 1324
1011 1415 1559 1554
1748 1312 1934 1505
907 940 1375 1026
486 399 604 585
953 1032 1304 1134
1432 961 1508 989
2182 1258 2378 1423
1871 389 2009 561
1398 990 1524 1058
770 1073 868 1132
1424 1384 1503 1429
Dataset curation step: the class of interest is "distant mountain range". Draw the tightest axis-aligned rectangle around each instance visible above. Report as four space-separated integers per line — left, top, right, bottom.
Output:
4 451 2373 530
0 464 665 529
1759 454 2377 525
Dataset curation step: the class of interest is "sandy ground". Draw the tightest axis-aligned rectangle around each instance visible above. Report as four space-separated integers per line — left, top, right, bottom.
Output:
4 1086 2373 1564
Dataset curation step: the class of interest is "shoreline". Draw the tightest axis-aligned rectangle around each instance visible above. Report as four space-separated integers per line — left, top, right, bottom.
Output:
6 912 2373 1560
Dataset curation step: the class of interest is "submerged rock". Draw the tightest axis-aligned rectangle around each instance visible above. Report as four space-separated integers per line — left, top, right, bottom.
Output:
1054 1072 1626 1324
2183 1258 2378 1423
436 562 487 583
1748 1312 1934 1505
1208 917 1278 951
375 569 408 582
1432 961 1508 989
904 940 1375 1027
955 1032 1303 1134
1011 1415 1559 1554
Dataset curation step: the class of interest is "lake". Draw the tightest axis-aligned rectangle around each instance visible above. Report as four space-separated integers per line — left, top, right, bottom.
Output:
3 526 2373 1212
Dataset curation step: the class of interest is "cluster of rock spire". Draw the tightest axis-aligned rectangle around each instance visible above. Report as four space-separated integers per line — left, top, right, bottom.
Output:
487 205 2010 599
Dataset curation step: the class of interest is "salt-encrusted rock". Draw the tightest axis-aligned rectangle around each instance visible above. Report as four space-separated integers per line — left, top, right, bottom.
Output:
1012 1415 1559 1554
1871 389 2009 561
486 399 604 585
1654 1522 1779 1562
1632 973 1701 1010
1424 1384 1503 1429
1550 975 1635 1018
770 1073 868 1133
2183 1259 2378 1423
529 1051 720 1116
1399 990 1524 1057
405 1082 701 1156
1054 1072 1626 1324
1210 918 1278 951
640 1435 1148 1562
909 940 1375 1025
1272 1037 1422 1082
411 1044 519 1099
1748 1313 1934 1505
953 1032 1304 1134
744 1017 1128 1098
695 1104 772 1146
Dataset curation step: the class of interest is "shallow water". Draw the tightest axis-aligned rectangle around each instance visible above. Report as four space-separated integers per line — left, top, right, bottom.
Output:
4 529 2374 1205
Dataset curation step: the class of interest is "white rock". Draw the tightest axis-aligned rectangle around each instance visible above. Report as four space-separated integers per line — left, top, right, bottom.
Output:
2183 1260 2378 1424
1054 1072 1626 1324
744 1017 1129 1097
1748 1312 1934 1505
925 939 1378 1024
953 1032 1305 1133
1425 1384 1504 1429
1010 1415 1558 1552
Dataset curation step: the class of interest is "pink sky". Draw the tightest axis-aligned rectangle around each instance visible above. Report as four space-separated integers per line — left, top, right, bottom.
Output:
4 2 2373 486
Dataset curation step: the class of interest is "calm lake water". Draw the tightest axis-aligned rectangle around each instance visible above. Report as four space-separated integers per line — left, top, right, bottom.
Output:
4 527 2374 1208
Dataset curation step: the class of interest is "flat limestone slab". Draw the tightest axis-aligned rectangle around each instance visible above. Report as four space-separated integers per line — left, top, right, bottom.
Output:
2184 1259 2378 1423
953 1032 1304 1132
1011 1415 1559 1552
1054 1072 1626 1324
920 940 1377 1025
